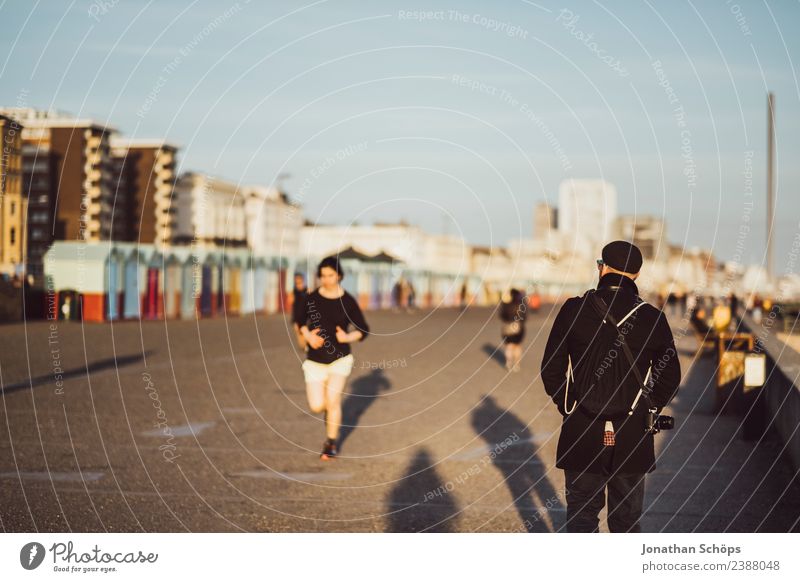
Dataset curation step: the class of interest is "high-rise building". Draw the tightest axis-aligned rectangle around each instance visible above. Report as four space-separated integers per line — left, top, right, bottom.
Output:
558 178 617 257
173 172 247 248
111 139 178 246
533 201 557 243
0 108 115 284
0 114 26 278
613 215 668 262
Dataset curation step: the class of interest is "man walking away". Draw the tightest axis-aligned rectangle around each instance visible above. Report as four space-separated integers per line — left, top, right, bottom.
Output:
540 241 681 533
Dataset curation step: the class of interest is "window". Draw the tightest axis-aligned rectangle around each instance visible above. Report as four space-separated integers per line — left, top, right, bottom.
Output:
10 228 15 245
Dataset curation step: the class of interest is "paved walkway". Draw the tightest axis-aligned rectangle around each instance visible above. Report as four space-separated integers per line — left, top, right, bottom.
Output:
1 306 798 531
647 310 800 532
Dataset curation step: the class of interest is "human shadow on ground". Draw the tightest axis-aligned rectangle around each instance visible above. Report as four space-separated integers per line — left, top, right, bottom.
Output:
339 368 391 449
1 352 153 395
481 343 505 368
471 394 565 532
386 448 459 532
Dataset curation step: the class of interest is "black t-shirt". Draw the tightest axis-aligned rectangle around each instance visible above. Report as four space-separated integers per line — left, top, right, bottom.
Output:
500 299 528 323
297 289 370 364
291 288 308 325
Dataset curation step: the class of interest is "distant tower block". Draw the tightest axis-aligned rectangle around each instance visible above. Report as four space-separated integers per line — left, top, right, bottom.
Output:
533 202 556 243
558 179 618 257
614 215 667 261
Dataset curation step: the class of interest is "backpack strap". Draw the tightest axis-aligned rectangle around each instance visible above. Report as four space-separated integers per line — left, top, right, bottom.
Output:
564 355 577 415
617 301 646 326
587 291 653 416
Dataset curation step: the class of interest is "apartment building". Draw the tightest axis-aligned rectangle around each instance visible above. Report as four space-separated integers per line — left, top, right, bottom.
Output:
173 172 247 248
0 114 26 278
0 108 115 284
111 138 178 246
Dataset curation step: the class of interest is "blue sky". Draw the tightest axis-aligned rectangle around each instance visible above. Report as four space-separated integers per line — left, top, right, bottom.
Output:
2 0 799 273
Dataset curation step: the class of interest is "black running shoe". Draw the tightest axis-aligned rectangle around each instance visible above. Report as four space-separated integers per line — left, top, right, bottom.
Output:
320 438 338 461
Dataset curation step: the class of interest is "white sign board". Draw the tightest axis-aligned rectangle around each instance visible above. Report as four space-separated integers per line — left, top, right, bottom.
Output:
744 353 766 388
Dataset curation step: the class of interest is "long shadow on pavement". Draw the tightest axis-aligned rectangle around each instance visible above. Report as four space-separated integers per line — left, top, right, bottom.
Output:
471 395 564 532
1 352 153 395
481 343 505 368
339 368 391 449
386 448 459 532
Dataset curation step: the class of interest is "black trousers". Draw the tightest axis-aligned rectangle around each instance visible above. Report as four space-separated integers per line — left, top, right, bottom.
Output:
563 447 646 533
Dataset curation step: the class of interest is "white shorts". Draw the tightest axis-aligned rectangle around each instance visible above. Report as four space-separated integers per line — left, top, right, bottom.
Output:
302 354 355 383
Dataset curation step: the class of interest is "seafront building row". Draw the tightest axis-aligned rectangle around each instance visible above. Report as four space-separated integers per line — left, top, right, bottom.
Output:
2 107 788 322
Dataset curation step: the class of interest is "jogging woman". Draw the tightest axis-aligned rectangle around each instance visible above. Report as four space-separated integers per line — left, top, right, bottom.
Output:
296 256 370 460
499 288 527 372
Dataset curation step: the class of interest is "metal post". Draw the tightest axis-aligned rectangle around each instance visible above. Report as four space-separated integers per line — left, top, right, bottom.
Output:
767 92 775 281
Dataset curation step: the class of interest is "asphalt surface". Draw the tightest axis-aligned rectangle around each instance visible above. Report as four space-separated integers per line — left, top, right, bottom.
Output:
1 305 798 532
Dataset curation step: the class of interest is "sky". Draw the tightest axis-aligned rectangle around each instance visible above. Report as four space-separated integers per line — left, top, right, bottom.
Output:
1 0 799 274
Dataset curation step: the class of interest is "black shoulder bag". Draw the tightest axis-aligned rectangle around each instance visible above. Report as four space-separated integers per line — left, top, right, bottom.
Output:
586 291 653 417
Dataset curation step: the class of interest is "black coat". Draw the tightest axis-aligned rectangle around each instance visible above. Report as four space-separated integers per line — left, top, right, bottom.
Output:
540 273 681 474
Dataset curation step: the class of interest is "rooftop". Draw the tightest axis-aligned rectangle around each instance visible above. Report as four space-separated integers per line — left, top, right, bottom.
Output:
110 137 179 151
0 107 114 132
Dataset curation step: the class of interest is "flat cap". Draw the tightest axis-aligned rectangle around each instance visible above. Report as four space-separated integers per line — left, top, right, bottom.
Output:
602 240 643 274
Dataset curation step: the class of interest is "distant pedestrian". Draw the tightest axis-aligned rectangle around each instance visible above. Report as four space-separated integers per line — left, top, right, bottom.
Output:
392 280 402 311
500 288 527 372
460 281 469 311
752 294 763 324
291 273 308 348
729 292 739 320
407 280 416 311
667 292 677 316
686 293 697 315
678 291 687 314
541 241 681 532
295 256 370 460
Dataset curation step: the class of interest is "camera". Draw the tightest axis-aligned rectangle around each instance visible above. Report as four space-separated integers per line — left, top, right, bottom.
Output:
645 407 674 434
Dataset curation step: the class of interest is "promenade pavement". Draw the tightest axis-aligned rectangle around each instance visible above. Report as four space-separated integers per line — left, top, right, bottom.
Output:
1 305 798 532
